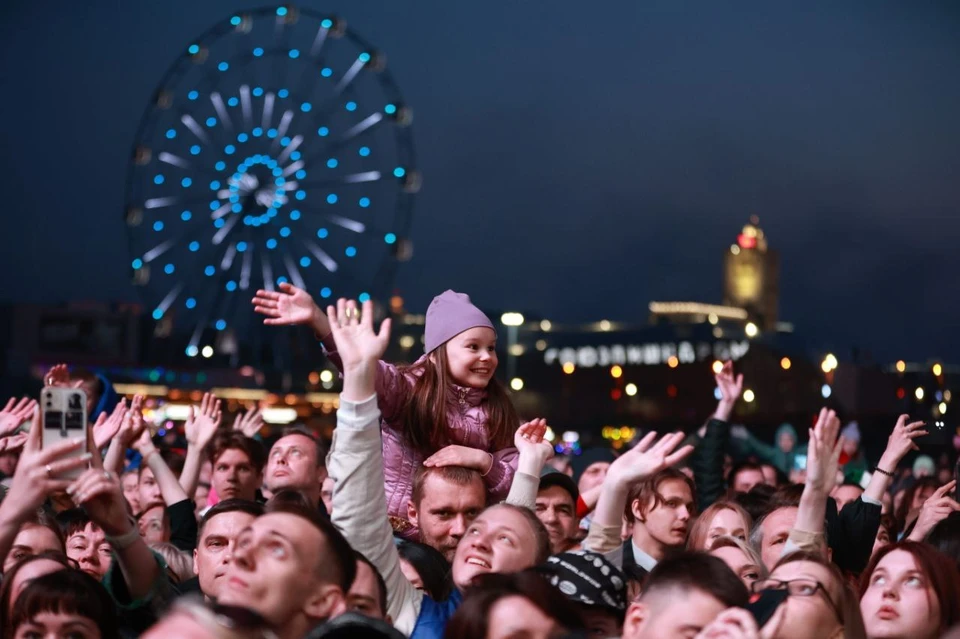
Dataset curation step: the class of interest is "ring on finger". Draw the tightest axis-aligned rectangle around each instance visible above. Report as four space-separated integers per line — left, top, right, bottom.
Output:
45 464 53 477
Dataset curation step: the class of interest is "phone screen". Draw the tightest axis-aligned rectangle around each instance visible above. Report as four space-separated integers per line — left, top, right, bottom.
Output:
746 588 789 628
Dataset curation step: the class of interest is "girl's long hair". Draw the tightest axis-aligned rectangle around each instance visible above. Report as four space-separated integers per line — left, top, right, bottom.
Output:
398 346 518 456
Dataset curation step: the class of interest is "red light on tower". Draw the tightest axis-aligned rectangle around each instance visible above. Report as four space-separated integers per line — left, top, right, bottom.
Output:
611 389 622 401
737 234 756 249
896 388 906 399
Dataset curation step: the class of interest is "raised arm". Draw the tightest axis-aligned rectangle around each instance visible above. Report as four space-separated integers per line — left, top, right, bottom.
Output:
584 432 693 553
133 430 189 507
692 361 741 509
864 415 927 504
504 419 554 510
103 396 145 474
788 408 842 556
179 393 222 498
325 298 421 633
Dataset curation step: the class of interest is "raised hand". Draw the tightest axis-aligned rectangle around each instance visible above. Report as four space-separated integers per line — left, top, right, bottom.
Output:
879 415 927 471
0 397 37 437
513 418 555 476
714 361 743 422
423 445 493 473
252 282 327 331
44 363 72 387
908 480 960 542
608 431 694 486
92 399 128 450
0 433 28 454
3 410 92 521
327 298 391 371
185 392 222 449
805 408 844 494
233 405 264 438
68 468 131 536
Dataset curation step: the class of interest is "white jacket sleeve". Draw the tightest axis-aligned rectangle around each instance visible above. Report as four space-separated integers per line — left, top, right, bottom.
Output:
327 394 421 635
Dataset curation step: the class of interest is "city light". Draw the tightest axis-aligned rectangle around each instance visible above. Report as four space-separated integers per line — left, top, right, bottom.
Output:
625 383 638 397
667 356 679 368
933 363 943 377
821 354 838 373
743 389 755 403
915 387 925 400
399 335 415 349
821 384 832 399
712 360 724 375
510 378 524 391
730 244 741 255
946 390 953 402
201 346 214 358
562 362 575 375
308 372 319 384
509 344 525 356
708 313 719 325
939 402 948 414
599 320 612 332
745 322 759 338
540 319 552 332
610 365 623 379
501 312 525 327
535 339 548 351
896 360 906 373
320 370 334 383
780 357 792 370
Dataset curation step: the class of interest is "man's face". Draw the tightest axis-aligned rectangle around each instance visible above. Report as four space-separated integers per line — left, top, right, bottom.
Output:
634 479 694 550
321 476 334 514
578 462 610 494
534 485 579 554
831 484 863 512
345 559 385 620
778 432 795 453
212 448 262 502
138 468 161 507
451 506 538 589
3 525 63 571
138 505 169 544
66 522 112 581
759 506 798 570
408 473 485 561
121 472 142 514
193 510 257 599
266 434 319 495
622 587 727 639
219 513 342 625
0 452 18 476
732 468 765 494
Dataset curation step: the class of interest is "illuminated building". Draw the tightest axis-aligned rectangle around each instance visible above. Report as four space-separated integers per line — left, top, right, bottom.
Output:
723 216 780 331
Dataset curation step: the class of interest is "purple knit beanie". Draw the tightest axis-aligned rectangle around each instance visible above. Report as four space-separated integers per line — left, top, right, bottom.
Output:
424 290 495 354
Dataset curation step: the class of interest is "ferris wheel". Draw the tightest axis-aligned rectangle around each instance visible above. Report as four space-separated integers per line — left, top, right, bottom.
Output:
124 5 417 357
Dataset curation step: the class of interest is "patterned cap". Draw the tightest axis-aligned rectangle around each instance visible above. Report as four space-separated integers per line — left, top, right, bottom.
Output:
541 550 627 613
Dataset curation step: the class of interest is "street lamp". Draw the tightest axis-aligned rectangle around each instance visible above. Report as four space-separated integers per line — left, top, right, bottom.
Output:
501 312 525 381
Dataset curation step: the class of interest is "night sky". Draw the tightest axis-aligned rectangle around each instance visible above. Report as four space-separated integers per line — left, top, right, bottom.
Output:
1 1 959 362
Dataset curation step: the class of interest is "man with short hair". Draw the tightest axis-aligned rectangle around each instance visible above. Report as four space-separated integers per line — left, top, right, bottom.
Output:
619 469 696 580
406 466 486 561
728 461 766 495
750 505 799 570
535 468 580 554
620 552 748 638
187 499 264 599
266 428 328 509
217 501 356 639
209 431 266 503
344 551 390 621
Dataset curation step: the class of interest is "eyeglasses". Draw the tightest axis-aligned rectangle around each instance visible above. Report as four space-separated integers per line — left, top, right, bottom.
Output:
752 578 843 622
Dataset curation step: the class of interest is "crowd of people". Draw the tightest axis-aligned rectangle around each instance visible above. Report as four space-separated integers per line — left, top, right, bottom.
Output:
0 285 958 638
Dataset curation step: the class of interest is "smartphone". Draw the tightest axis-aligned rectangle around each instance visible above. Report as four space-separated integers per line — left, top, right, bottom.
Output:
41 387 88 479
746 588 789 628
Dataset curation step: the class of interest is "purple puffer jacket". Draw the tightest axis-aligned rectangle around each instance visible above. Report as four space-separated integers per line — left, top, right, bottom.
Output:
324 345 519 536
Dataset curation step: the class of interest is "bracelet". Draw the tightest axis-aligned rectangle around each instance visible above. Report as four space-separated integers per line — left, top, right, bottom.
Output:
481 453 494 477
105 516 140 550
874 466 894 478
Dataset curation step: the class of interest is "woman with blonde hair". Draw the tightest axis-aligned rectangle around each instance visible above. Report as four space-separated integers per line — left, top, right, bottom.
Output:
687 500 753 551
709 535 767 590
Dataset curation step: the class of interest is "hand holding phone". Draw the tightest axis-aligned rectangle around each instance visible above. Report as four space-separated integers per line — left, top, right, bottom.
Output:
41 387 89 480
746 588 789 629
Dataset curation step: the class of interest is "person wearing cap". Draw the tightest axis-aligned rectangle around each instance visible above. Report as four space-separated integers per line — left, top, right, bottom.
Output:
536 469 582 554
541 550 627 638
253 286 548 540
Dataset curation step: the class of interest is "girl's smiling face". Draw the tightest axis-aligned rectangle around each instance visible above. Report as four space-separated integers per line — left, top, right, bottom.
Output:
444 327 498 388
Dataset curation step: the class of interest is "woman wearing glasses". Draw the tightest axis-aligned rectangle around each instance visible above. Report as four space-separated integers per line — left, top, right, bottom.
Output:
858 541 960 639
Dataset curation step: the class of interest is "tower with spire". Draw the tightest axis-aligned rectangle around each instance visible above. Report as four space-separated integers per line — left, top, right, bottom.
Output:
723 216 780 331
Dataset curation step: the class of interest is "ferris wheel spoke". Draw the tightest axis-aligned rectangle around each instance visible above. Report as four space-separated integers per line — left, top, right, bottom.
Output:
276 134 303 164
282 254 308 290
181 114 212 146
240 85 253 129
141 239 177 263
281 160 304 177
240 244 254 290
145 193 218 210
309 23 331 57
220 243 238 270
212 214 240 245
261 92 276 131
298 112 383 166
155 283 185 317
333 55 367 96
302 240 339 273
210 92 234 132
298 172 382 189
271 110 295 152
159 152 192 170
261 255 275 292
211 203 233 220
